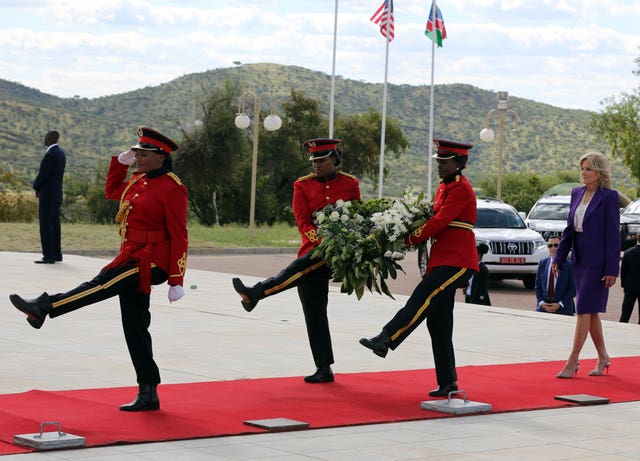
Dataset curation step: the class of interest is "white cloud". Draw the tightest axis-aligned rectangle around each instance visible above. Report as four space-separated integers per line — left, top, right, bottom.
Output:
0 0 637 110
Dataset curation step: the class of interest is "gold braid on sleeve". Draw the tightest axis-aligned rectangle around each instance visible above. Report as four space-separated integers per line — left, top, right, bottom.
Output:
172 252 187 278
411 224 426 239
304 229 320 243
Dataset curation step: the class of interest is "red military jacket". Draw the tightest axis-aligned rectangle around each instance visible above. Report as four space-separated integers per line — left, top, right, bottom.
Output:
405 173 479 274
104 156 189 292
293 171 361 257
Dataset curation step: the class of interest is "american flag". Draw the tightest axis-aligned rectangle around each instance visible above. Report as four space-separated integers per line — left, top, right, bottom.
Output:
370 0 394 42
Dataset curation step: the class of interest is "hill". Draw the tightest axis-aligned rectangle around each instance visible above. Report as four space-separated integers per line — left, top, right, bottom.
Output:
0 63 632 197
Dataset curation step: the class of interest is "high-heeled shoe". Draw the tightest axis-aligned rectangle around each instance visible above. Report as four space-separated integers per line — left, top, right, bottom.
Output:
589 357 611 376
556 361 580 379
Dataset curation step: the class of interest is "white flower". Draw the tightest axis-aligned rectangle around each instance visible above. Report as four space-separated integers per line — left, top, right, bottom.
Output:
312 193 433 300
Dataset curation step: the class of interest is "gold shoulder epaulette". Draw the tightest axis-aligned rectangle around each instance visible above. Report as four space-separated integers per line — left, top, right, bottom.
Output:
339 171 357 180
167 172 183 185
297 173 316 182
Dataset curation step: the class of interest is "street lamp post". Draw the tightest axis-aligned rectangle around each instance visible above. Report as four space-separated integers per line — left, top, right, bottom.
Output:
479 91 519 200
235 91 282 242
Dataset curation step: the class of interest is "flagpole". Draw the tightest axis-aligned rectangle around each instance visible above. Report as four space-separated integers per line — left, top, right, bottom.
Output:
377 9 391 198
427 1 438 200
329 0 339 138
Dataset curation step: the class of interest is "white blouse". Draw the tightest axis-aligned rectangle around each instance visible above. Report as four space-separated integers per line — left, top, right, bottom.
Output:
573 200 589 232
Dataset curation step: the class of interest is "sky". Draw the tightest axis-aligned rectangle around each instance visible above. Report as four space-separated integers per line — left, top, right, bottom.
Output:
1 0 639 111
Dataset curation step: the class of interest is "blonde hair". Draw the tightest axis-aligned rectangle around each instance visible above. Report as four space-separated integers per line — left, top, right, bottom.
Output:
580 151 612 189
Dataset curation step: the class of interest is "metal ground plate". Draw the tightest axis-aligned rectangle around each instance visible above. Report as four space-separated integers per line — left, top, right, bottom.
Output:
14 432 86 450
421 398 492 415
244 417 310 432
554 394 610 405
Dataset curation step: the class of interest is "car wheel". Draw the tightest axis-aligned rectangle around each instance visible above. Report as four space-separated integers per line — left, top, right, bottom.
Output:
522 275 536 290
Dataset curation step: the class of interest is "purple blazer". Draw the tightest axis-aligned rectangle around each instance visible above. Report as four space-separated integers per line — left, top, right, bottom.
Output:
554 186 620 276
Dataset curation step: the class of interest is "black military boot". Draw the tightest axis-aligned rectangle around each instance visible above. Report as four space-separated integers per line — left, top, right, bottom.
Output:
120 384 160 412
428 382 458 398
10 292 52 329
359 330 391 358
304 365 334 383
232 278 263 312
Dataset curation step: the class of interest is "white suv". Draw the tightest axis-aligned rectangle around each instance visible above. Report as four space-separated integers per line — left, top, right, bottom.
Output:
525 194 570 241
474 198 547 289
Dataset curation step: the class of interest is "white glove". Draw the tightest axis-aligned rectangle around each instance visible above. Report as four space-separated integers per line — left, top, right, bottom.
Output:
168 285 185 303
117 149 135 165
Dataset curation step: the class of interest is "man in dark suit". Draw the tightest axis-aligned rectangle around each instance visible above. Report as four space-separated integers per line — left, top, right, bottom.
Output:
464 243 491 305
620 234 640 323
535 236 575 316
33 130 66 264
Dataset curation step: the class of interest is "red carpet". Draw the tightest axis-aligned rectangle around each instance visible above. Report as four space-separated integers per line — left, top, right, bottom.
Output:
2 357 640 455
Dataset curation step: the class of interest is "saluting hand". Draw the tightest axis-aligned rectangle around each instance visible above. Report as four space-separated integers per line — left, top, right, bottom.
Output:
117 149 135 165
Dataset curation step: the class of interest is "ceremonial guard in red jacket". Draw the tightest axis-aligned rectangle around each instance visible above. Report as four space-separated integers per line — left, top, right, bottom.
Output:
232 138 361 383
10 127 188 411
360 138 478 397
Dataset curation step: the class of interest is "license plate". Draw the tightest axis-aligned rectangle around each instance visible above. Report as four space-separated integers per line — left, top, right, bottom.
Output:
500 257 525 264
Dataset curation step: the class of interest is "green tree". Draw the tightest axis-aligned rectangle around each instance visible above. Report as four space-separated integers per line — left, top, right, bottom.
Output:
248 90 409 224
335 107 410 189
174 81 248 225
85 160 119 224
591 55 640 194
478 171 579 213
61 176 93 223
255 95 410 221
254 90 329 225
175 86 410 226
0 166 37 222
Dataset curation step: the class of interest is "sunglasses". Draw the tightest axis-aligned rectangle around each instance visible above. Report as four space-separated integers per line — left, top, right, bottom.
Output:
547 243 559 248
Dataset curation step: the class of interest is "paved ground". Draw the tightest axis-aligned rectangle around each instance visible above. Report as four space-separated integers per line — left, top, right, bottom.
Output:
2 250 640 460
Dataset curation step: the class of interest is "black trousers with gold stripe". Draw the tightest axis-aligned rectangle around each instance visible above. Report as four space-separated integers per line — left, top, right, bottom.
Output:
382 266 473 387
48 261 168 386
257 252 334 367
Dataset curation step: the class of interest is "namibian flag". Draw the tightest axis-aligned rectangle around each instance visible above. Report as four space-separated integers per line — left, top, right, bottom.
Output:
425 2 447 47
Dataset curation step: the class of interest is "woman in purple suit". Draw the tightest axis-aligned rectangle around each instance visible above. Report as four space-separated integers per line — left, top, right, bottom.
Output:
553 152 620 378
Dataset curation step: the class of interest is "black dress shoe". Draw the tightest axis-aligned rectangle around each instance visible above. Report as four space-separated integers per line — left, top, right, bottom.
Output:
304 366 334 383
55 256 63 262
428 382 458 398
120 384 160 412
359 330 391 358
9 293 52 329
34 258 55 264
232 278 261 312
